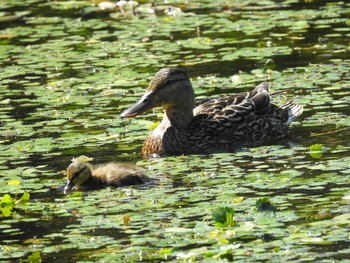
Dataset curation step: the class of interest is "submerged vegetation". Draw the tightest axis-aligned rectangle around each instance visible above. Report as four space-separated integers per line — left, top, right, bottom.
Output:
0 0 349 262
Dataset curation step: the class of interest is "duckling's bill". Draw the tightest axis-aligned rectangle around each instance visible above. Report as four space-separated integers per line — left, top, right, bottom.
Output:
121 90 156 118
64 180 75 194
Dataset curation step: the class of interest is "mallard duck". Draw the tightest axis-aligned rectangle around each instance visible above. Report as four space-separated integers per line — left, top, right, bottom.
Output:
121 68 303 158
64 161 148 194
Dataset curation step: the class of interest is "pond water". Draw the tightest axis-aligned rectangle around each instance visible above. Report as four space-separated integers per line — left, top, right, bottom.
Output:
0 0 349 262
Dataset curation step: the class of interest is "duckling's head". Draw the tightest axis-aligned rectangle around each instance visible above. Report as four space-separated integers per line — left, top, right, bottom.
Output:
121 68 195 124
64 161 92 194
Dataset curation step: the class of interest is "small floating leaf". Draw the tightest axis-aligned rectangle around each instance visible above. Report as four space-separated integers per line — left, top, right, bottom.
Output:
310 144 323 159
0 98 11 104
19 192 30 204
0 206 12 217
233 197 244 203
148 121 160 131
254 212 278 225
69 191 83 198
264 59 276 70
28 251 41 263
212 207 235 227
1 194 15 206
159 247 173 256
7 180 21 185
72 155 94 163
301 237 332 245
0 194 15 217
123 214 131 226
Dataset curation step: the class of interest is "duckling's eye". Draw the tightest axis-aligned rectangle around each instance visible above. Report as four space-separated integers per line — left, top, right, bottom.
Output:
71 166 88 181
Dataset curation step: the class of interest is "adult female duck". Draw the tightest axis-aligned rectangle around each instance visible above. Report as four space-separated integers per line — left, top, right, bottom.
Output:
121 68 303 158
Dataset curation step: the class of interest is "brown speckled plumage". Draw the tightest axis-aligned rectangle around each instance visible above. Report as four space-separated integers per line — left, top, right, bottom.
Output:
121 68 303 158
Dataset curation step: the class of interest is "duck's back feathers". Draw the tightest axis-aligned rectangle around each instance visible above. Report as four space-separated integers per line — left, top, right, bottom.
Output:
193 83 271 128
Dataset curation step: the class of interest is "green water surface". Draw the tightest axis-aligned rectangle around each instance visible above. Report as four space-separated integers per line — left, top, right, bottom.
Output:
0 0 349 262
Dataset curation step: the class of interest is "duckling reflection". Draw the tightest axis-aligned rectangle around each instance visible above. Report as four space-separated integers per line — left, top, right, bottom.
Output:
64 161 148 194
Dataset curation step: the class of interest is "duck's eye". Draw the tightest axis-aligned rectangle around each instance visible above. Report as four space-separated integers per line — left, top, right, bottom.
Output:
163 75 186 86
164 79 175 86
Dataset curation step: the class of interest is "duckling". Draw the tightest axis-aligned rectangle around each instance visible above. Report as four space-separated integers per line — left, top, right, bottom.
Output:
121 67 303 158
64 161 148 194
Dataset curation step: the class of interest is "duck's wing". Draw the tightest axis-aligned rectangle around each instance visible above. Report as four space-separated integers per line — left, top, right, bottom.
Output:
193 82 271 125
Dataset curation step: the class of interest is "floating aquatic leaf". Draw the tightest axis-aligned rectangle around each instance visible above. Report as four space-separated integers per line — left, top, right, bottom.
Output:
264 59 276 70
66 191 84 200
148 121 160 131
19 192 30 204
122 214 131 226
212 207 235 227
27 251 41 263
254 212 278 226
7 180 21 185
309 144 323 159
73 155 94 163
256 197 277 213
0 194 15 217
0 206 12 217
159 247 173 256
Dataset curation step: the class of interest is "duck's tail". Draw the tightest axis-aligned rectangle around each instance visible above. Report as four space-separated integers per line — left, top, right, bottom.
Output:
281 101 303 125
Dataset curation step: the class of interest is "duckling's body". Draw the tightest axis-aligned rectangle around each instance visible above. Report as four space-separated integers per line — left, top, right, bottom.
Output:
121 68 303 158
64 161 148 193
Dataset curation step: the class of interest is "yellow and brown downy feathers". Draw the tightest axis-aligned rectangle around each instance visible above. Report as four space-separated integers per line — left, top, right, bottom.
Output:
121 68 303 158
64 160 148 194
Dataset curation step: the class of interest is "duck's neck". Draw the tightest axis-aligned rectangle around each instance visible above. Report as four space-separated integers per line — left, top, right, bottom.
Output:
166 105 194 129
163 80 195 129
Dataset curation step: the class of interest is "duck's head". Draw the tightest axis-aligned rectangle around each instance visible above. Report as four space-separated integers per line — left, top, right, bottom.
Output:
121 68 195 122
64 161 92 194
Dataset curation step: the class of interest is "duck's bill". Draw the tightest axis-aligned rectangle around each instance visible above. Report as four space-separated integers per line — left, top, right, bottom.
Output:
63 180 75 194
121 91 156 118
